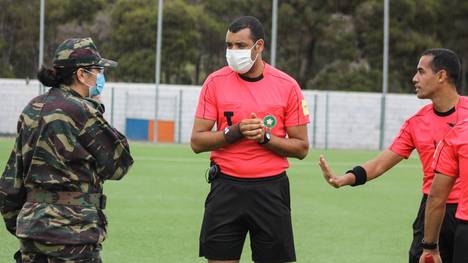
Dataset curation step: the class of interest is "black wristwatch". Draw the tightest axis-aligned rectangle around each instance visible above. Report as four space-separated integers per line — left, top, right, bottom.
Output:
421 239 438 250
259 131 271 145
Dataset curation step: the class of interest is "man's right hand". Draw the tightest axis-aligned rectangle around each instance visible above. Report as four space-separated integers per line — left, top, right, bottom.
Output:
239 112 264 141
318 154 355 188
419 250 441 263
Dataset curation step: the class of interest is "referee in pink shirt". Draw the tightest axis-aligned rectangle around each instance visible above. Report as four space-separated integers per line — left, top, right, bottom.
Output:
319 48 466 263
191 16 309 263
421 120 468 263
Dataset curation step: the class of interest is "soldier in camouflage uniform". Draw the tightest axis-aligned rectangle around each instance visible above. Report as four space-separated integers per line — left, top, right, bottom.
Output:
0 37 134 262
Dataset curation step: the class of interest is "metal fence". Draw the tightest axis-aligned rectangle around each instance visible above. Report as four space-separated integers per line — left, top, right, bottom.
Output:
0 78 428 150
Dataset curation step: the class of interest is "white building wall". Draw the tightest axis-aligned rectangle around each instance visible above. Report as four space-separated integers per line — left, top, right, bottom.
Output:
0 78 429 149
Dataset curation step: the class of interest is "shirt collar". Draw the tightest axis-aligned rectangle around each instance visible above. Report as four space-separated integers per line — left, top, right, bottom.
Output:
58 84 84 98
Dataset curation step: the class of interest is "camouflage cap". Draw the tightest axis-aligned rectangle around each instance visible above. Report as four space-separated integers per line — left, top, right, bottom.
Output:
53 37 117 68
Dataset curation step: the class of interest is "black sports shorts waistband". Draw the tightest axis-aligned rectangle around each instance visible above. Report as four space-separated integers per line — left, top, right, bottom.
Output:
219 171 286 182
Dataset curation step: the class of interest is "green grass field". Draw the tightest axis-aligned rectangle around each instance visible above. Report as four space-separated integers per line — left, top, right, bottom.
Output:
0 137 422 262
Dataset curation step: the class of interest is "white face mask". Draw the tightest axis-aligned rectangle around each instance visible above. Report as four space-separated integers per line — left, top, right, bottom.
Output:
226 41 259 74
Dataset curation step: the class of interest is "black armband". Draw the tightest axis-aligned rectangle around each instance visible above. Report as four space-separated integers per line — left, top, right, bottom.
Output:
421 239 438 250
223 124 243 144
346 165 367 187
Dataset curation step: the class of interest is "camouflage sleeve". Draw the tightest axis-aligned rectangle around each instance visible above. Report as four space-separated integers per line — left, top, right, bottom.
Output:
0 132 26 236
79 103 133 181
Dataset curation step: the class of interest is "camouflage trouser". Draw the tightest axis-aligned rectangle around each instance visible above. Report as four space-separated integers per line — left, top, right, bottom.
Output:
15 239 102 263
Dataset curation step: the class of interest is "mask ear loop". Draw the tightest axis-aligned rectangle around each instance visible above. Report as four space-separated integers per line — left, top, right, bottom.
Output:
250 40 260 63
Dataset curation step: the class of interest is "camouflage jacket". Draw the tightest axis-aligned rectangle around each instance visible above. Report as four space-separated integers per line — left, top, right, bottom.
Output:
0 85 133 245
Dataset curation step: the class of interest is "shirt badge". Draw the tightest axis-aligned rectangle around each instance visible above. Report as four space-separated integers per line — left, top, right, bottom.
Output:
263 115 277 128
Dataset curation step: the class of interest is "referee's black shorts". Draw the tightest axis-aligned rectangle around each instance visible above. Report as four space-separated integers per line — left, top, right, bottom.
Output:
409 195 458 263
453 219 468 263
199 171 296 263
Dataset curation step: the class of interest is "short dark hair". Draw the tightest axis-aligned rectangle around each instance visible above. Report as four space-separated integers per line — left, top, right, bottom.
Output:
421 48 461 87
228 16 265 42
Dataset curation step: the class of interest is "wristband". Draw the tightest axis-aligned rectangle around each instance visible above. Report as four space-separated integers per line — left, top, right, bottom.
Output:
223 124 243 144
346 165 367 187
421 239 438 250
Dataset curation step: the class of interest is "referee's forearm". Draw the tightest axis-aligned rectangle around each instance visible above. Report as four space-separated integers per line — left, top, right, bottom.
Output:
263 136 309 159
361 150 404 181
423 195 446 244
423 174 454 244
190 131 228 153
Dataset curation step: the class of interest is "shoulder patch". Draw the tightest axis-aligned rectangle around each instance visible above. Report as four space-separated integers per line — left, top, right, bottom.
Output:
302 99 309 116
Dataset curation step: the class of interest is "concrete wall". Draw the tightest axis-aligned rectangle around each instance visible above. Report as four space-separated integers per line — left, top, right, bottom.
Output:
0 78 428 149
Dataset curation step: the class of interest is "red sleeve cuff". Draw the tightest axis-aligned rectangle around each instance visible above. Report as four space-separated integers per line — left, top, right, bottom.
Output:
433 167 458 177
285 119 310 127
195 114 217 121
388 146 410 159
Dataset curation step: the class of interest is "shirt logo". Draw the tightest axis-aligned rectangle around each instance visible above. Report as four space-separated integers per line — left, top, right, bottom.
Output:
302 99 309 116
263 115 277 128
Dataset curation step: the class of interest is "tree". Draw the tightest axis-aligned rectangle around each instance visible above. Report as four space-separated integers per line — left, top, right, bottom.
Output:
108 0 201 84
0 0 466 94
0 0 106 79
436 0 468 94
0 0 40 78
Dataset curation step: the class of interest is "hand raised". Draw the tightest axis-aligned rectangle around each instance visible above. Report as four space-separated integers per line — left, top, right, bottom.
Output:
318 154 347 188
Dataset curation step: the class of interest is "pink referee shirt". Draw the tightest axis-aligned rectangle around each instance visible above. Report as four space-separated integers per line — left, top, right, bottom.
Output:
195 63 310 178
390 96 468 203
432 119 468 220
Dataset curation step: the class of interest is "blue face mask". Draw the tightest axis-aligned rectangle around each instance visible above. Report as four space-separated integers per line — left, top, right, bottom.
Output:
84 69 106 97
89 73 105 97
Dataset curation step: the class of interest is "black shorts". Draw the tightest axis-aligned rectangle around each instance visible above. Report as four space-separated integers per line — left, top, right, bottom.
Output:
409 195 458 263
453 220 468 263
199 172 296 262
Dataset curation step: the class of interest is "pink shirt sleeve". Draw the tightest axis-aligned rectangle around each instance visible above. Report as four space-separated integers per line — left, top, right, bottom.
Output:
432 139 459 177
284 83 310 127
389 120 415 159
195 79 217 121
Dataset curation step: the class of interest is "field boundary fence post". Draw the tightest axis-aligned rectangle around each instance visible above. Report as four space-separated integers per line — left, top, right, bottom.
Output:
379 94 386 150
111 86 115 126
177 89 183 144
124 90 129 134
325 92 330 150
312 93 318 149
